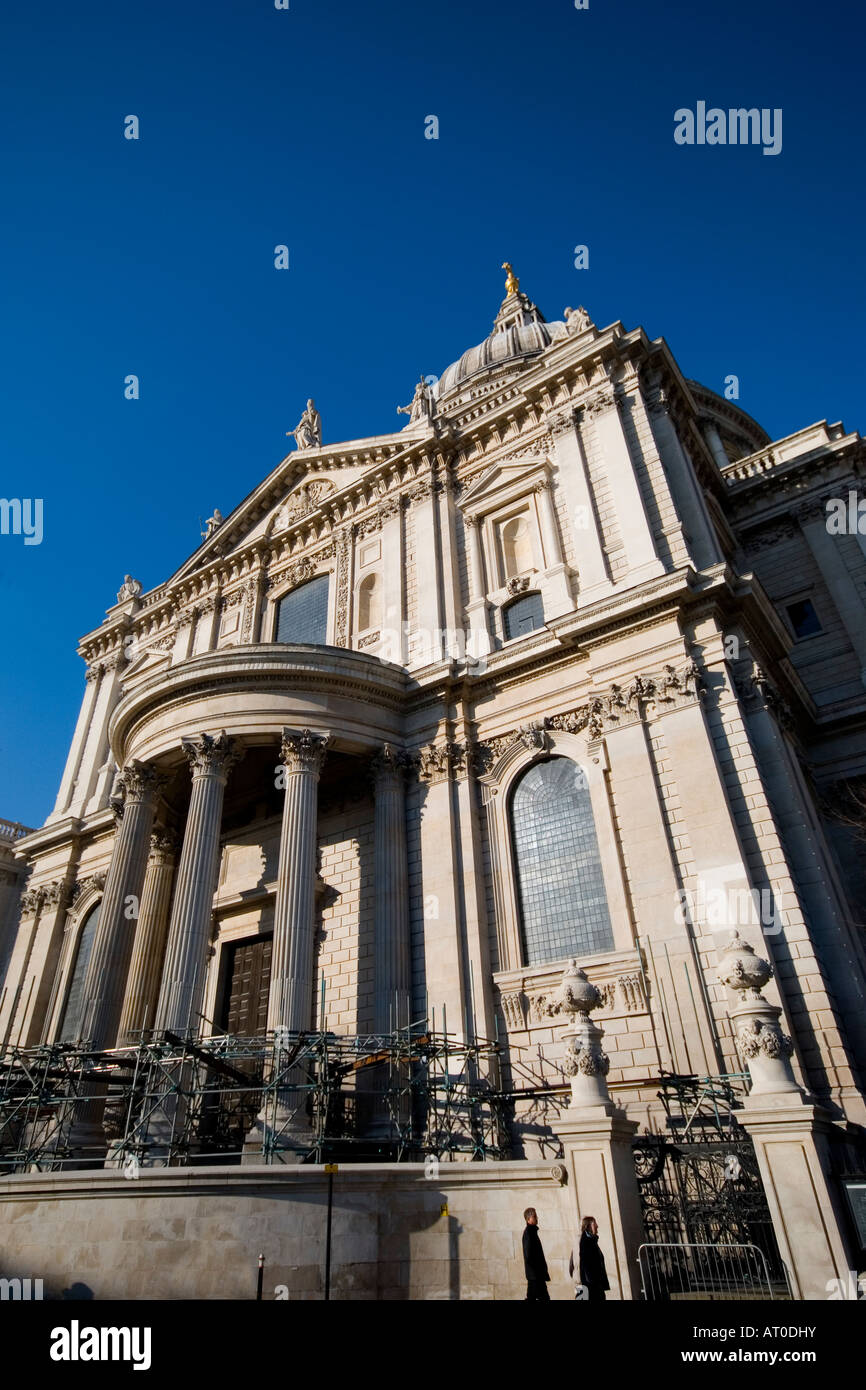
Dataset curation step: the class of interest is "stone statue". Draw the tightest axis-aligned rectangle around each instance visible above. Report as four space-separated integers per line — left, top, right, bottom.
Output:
289 399 322 451
502 262 520 296
564 305 592 334
116 575 142 603
397 376 432 423
203 508 223 538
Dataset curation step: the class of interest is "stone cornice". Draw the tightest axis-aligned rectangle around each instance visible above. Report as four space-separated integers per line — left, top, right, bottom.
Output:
734 467 866 542
722 430 861 498
0 1158 564 1202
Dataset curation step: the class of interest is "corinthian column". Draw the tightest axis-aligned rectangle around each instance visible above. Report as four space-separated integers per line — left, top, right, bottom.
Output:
79 762 167 1050
534 477 563 569
371 744 411 1033
117 831 177 1044
464 513 491 653
154 733 241 1035
267 728 330 1033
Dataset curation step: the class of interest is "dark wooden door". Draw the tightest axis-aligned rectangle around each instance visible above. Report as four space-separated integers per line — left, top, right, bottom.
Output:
221 936 272 1037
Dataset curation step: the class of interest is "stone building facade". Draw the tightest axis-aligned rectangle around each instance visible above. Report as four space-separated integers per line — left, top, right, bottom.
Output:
2 273 865 1296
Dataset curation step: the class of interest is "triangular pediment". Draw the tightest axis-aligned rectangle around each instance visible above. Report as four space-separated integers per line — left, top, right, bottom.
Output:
460 452 550 512
120 645 172 689
167 443 398 585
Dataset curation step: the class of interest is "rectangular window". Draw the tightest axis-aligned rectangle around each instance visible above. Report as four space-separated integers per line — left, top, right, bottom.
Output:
275 575 329 645
785 598 822 640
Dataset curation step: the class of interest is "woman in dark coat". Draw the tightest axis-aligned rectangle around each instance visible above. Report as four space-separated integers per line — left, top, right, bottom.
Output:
569 1215 611 1301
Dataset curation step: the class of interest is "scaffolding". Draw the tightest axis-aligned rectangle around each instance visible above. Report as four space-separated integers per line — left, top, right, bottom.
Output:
0 1023 510 1172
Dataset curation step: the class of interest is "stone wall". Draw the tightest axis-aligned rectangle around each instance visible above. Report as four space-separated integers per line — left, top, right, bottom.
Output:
0 1162 576 1301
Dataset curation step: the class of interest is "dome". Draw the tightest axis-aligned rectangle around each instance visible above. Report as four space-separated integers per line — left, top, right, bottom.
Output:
434 288 568 399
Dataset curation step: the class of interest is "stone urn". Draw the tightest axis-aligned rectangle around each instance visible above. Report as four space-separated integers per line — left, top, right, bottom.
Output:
558 961 612 1108
717 931 773 998
717 932 797 1096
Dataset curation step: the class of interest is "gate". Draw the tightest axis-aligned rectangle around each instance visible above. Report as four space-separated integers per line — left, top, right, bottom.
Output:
632 1075 790 1299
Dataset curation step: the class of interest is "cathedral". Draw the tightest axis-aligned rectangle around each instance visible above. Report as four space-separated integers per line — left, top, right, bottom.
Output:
1 267 865 1300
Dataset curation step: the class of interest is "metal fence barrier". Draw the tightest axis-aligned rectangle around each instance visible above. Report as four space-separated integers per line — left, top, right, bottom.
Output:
638 1242 791 1300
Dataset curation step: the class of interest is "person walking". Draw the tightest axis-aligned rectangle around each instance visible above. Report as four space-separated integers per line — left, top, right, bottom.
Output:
569 1216 610 1301
521 1207 551 1301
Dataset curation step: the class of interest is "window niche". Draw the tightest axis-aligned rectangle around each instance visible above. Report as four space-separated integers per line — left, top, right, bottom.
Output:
58 901 101 1042
500 512 535 579
357 572 382 633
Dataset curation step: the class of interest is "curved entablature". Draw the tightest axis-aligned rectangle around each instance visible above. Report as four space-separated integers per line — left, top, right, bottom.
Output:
108 644 410 768
687 379 771 457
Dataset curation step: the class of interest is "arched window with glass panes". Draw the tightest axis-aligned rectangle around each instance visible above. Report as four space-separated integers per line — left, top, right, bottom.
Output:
274 575 330 645
58 901 101 1042
509 757 614 965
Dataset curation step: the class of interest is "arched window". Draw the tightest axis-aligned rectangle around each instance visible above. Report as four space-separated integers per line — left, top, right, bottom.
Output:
502 514 534 578
503 591 544 640
357 572 381 631
274 575 329 645
510 757 614 965
59 902 101 1042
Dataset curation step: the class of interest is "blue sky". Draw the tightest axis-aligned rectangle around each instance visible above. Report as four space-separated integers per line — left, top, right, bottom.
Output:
1 0 863 826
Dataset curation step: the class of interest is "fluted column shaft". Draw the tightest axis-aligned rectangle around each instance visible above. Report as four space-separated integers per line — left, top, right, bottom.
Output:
79 763 165 1050
154 733 241 1034
535 478 563 568
117 832 177 1044
372 746 411 1033
267 729 329 1033
465 515 485 601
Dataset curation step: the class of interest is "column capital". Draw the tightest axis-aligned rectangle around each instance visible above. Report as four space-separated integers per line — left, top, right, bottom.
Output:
369 742 413 790
117 760 170 804
544 406 577 437
579 384 617 420
182 731 243 780
279 727 330 776
149 828 179 862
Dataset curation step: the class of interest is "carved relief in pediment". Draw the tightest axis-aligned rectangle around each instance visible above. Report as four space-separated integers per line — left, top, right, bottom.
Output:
268 479 336 536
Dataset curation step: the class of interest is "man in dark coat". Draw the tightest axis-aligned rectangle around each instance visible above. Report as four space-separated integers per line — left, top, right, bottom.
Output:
522 1207 550 1301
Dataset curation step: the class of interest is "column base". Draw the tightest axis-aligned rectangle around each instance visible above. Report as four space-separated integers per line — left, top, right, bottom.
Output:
242 1109 314 1165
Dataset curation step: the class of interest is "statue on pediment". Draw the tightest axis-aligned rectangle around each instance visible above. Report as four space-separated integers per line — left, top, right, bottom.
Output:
397 376 433 424
203 508 223 539
116 575 142 603
289 399 322 451
564 305 593 334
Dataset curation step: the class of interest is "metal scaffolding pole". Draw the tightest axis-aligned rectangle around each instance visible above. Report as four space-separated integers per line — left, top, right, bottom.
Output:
0 1025 512 1172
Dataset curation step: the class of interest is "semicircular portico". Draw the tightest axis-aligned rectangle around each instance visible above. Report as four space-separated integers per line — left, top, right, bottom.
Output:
109 644 409 767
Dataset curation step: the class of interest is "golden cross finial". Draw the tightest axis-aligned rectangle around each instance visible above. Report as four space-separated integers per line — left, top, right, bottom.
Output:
502 262 519 296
